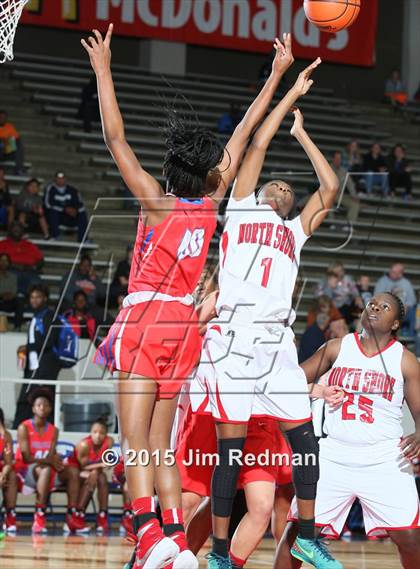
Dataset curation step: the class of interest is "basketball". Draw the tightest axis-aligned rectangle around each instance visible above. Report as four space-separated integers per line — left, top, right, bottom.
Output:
304 0 361 33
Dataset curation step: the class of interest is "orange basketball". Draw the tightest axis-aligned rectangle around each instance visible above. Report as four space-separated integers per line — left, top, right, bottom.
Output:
303 0 361 33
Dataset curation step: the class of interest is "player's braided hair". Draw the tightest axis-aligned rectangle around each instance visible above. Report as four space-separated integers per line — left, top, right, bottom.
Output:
163 108 226 198
384 291 406 331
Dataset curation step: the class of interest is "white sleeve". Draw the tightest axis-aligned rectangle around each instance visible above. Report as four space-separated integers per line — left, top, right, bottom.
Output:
225 192 257 225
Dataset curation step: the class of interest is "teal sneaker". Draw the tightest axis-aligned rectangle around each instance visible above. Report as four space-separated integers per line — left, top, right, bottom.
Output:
291 536 343 568
205 552 232 569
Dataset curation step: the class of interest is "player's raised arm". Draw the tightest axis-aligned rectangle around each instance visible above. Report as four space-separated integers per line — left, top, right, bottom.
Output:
231 59 321 201
400 349 420 461
81 24 164 207
292 109 339 236
210 34 295 203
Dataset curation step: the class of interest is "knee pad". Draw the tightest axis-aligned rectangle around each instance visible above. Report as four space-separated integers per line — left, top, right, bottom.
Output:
211 437 245 517
285 422 319 500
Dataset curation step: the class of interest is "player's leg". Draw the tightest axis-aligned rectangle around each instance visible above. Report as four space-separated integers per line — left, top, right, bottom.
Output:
229 480 275 568
33 465 52 533
280 420 319 540
274 521 302 569
58 465 84 533
96 470 109 532
185 497 212 555
272 483 295 543
149 394 197 568
388 529 420 569
182 491 203 526
4 469 18 533
208 421 247 567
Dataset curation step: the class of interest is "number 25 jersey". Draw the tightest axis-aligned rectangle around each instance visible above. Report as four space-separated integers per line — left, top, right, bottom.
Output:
325 332 405 445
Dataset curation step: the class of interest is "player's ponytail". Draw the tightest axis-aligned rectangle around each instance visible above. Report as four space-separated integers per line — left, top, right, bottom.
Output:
163 108 226 198
385 292 405 337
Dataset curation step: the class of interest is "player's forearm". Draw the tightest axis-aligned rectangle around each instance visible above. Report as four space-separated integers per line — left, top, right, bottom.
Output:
294 129 339 194
96 69 126 145
252 87 300 150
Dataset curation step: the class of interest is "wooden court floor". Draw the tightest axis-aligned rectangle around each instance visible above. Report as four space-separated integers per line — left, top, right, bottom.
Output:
0 534 403 568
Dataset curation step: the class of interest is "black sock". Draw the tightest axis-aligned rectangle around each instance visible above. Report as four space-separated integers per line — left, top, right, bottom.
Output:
298 517 315 540
163 523 184 537
212 536 229 558
133 512 158 534
67 507 76 515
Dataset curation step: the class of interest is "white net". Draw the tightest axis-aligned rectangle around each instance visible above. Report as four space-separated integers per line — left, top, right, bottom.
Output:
0 0 29 63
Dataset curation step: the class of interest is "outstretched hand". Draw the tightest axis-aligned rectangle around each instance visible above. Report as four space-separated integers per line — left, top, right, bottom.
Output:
290 107 304 137
272 33 294 75
292 57 322 97
81 23 113 75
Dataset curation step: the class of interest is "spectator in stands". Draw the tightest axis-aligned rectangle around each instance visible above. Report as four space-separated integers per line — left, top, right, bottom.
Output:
316 261 363 325
374 262 416 336
217 103 243 135
0 167 14 229
14 388 82 534
341 140 363 190
13 284 61 428
77 76 100 133
66 417 114 533
299 312 330 363
330 151 360 224
306 295 342 327
44 172 89 242
64 290 99 343
15 178 50 239
356 274 373 306
327 317 349 339
110 244 133 303
0 221 43 295
387 144 412 200
384 70 408 108
0 253 24 329
0 406 18 534
60 253 104 309
299 297 347 362
0 110 25 175
362 143 389 197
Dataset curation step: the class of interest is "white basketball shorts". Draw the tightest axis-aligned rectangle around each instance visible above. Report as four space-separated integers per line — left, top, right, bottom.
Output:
189 322 312 423
288 437 420 538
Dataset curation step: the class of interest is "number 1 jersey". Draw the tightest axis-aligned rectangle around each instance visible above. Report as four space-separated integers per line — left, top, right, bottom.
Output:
216 192 309 325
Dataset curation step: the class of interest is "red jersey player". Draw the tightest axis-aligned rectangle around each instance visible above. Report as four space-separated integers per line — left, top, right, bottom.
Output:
82 23 295 569
0 407 17 534
65 417 114 533
277 293 420 569
15 388 81 534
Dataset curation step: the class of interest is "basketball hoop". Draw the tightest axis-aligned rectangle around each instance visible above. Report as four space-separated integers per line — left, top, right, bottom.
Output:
0 0 29 63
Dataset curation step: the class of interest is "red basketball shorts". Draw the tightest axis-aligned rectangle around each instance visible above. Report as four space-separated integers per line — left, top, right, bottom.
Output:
176 409 292 497
94 300 202 399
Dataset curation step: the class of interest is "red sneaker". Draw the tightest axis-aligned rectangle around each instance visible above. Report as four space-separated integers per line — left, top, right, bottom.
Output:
96 511 109 534
5 511 17 533
135 518 178 568
32 511 47 534
120 512 135 540
63 511 90 533
170 531 198 569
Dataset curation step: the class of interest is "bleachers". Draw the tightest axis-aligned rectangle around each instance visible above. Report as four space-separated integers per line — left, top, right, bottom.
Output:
1 51 420 338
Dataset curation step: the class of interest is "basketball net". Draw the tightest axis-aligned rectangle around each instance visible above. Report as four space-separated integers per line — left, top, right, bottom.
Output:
0 0 29 63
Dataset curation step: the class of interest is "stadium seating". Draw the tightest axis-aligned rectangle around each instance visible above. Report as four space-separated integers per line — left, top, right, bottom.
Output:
1 52 419 337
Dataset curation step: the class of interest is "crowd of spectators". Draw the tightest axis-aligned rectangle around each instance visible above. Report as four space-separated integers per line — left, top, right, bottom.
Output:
305 260 419 358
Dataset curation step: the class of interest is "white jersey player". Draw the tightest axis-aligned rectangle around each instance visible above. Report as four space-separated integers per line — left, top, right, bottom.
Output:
191 54 344 569
279 293 420 569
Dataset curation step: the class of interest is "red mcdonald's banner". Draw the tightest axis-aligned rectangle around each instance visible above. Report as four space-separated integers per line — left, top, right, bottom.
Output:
21 0 378 67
